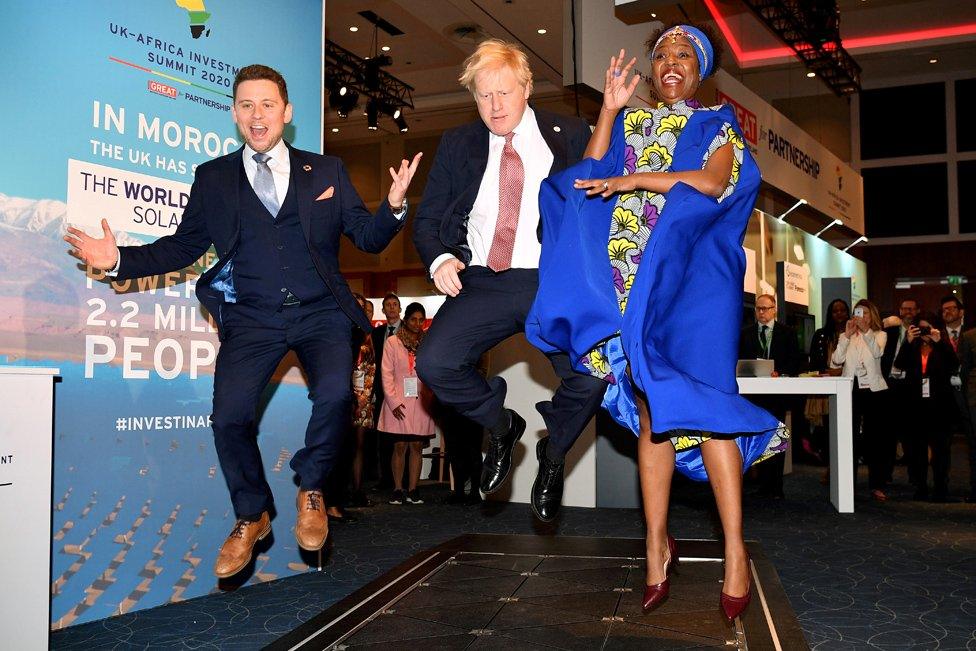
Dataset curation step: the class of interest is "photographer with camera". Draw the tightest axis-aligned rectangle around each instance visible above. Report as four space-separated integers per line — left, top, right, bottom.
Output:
831 299 889 500
894 313 959 501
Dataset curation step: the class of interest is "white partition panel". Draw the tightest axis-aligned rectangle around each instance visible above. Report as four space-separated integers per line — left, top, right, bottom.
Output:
0 366 58 650
484 335 597 508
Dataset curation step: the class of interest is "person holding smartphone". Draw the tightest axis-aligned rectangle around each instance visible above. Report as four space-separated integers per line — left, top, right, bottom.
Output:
831 299 889 500
894 314 959 501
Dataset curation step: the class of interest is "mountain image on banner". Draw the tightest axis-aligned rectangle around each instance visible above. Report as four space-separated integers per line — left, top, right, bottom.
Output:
0 193 217 367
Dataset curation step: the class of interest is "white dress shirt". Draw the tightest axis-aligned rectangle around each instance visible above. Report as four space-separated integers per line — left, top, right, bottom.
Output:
429 107 554 275
832 328 888 391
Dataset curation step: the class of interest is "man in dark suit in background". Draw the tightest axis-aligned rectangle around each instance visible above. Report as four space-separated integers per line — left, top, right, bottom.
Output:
413 39 605 522
66 65 421 578
941 295 976 501
371 293 401 490
959 327 976 502
881 298 918 480
739 293 802 498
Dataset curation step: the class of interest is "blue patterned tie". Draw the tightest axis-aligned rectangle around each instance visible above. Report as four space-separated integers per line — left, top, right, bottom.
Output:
252 152 280 217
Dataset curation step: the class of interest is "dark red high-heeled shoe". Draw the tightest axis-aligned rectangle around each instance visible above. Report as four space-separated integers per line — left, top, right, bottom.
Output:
720 555 752 622
720 588 751 622
642 535 678 612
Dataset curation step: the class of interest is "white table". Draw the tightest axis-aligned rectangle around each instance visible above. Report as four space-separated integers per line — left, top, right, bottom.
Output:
738 376 854 513
0 366 59 650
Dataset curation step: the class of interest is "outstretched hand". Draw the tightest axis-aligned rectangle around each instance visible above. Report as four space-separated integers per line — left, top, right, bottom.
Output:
64 218 120 271
603 49 641 113
388 152 423 209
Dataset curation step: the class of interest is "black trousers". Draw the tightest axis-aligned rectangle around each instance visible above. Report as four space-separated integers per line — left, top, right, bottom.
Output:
852 386 890 491
212 301 354 518
441 408 484 494
910 398 952 496
416 266 606 455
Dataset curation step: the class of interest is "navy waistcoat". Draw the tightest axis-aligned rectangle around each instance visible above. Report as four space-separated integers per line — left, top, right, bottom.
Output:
232 164 329 313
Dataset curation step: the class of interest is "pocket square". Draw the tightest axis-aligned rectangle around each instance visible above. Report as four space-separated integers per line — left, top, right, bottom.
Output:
316 187 334 201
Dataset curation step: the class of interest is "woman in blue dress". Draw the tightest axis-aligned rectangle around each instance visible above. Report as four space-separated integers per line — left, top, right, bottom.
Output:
526 24 787 621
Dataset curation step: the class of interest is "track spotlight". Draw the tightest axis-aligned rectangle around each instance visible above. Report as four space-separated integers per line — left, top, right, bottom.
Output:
366 100 379 130
335 90 358 118
394 114 408 132
814 219 843 238
842 235 868 253
777 198 807 223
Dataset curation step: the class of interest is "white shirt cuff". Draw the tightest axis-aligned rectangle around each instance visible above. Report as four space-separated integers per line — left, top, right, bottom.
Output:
429 253 458 277
105 253 121 277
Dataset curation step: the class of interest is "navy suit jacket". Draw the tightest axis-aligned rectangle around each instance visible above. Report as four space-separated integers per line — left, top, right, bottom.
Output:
412 106 590 271
739 321 802 376
116 143 403 336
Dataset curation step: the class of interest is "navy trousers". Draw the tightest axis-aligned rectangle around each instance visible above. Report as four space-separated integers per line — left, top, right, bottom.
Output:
212 300 354 518
416 266 605 456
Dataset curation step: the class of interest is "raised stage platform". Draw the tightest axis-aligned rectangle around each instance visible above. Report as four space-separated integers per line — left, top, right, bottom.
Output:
269 534 809 650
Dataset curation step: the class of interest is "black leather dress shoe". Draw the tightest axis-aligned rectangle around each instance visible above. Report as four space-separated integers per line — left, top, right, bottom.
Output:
480 410 526 494
531 438 565 522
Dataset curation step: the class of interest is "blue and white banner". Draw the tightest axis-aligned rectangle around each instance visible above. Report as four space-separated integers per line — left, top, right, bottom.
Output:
0 1 324 628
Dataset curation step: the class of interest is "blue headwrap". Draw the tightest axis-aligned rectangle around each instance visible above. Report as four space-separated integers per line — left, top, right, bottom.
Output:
651 25 715 80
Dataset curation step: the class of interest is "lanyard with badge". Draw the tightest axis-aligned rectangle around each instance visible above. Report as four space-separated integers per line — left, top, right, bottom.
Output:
403 350 419 398
920 349 931 398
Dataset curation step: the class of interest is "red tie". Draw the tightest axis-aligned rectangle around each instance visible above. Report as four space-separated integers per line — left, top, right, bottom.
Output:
486 132 523 272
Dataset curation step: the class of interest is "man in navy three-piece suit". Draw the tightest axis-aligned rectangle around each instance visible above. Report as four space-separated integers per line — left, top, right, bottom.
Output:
66 65 421 578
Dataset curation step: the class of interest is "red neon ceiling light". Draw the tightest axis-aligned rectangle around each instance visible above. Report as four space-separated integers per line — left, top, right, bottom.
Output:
703 0 976 65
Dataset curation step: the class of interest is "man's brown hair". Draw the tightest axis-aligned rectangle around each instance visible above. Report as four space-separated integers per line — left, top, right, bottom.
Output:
233 64 289 104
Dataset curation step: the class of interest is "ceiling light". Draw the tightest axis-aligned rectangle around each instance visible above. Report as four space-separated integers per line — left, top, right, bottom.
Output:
806 71 816 78
349 26 358 32
537 28 547 34
929 58 938 64
381 45 391 51
651 13 657 18
395 115 408 133
331 127 339 133
392 106 401 120
339 85 347 96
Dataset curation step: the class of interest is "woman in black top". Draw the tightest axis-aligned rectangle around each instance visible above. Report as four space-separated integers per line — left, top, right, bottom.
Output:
894 313 959 501
810 298 850 374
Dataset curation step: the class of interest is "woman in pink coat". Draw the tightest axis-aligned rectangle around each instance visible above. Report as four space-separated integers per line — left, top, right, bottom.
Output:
379 302 436 504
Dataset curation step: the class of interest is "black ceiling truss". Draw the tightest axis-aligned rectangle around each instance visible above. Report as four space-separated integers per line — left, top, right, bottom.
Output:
741 0 862 96
325 39 414 130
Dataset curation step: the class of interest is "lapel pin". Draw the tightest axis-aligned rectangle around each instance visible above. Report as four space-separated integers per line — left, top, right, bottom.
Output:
553 125 561 132
303 164 312 172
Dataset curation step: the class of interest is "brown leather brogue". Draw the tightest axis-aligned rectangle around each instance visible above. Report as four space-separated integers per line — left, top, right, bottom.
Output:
295 489 329 551
213 512 271 578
